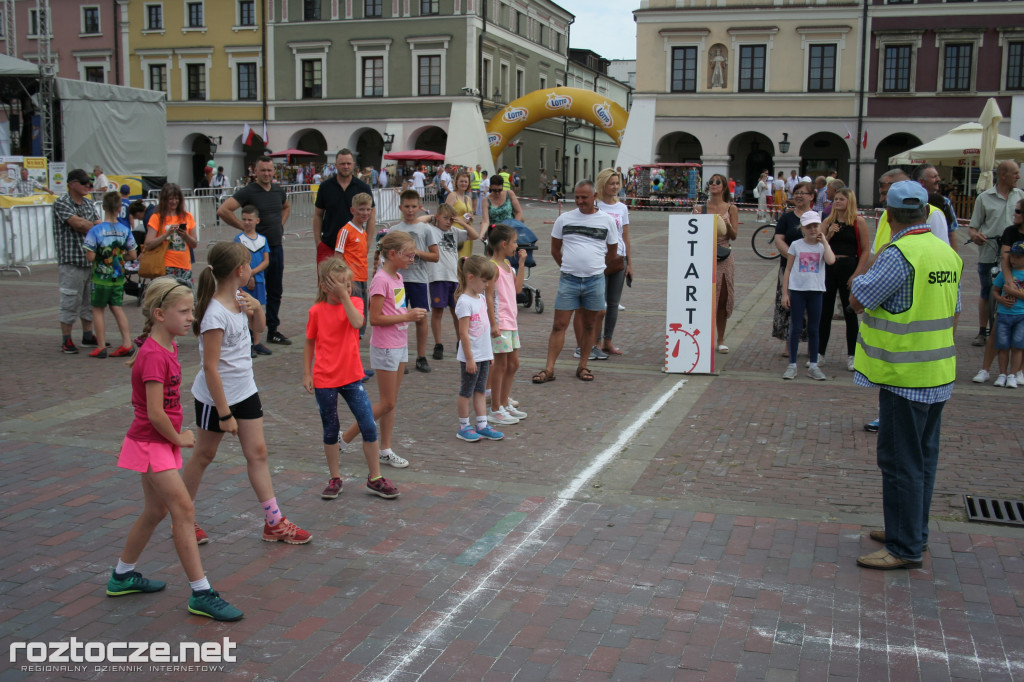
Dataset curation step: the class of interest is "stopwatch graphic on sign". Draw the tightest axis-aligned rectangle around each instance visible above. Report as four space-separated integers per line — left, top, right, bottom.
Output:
667 323 701 373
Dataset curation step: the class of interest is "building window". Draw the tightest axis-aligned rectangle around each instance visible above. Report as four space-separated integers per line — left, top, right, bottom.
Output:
515 145 522 168
539 74 547 90
418 55 441 95
943 43 972 91
516 11 523 36
738 45 766 92
482 57 491 99
186 2 203 27
238 0 255 26
1008 42 1024 91
808 44 836 92
29 8 48 36
539 146 546 170
238 62 257 99
499 62 509 99
146 4 163 30
149 64 167 92
302 59 323 98
84 66 104 82
82 6 100 34
420 0 438 15
670 46 697 93
515 69 524 98
365 0 381 17
362 57 383 96
883 45 911 92
304 0 321 20
186 63 206 100
539 24 547 47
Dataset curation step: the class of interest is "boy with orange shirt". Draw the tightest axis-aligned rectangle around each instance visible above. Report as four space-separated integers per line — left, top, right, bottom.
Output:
335 192 374 343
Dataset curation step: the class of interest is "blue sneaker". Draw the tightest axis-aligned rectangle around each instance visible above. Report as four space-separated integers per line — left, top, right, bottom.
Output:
474 424 504 441
188 589 244 621
864 419 879 433
457 425 481 442
106 569 166 596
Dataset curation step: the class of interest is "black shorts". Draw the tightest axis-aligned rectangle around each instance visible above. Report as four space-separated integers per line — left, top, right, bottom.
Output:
195 393 263 432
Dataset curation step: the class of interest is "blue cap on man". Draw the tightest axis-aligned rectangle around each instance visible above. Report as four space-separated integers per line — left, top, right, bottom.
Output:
886 180 928 209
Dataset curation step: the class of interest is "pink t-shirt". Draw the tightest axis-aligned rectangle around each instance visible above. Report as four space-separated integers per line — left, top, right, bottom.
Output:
126 337 183 443
368 268 409 349
492 260 518 331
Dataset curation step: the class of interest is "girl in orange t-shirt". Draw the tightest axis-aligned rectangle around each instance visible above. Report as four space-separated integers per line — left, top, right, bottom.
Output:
145 183 198 286
302 258 399 501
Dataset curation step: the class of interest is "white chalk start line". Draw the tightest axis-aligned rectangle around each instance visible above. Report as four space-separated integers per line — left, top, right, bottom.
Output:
369 378 688 681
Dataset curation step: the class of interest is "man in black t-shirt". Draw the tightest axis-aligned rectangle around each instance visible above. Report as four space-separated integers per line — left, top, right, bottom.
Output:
217 157 292 344
314 148 375 263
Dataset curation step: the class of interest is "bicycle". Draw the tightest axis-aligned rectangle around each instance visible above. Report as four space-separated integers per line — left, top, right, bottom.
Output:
751 223 781 260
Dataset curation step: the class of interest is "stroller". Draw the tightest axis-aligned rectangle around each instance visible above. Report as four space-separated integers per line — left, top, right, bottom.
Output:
121 228 150 306
497 219 544 314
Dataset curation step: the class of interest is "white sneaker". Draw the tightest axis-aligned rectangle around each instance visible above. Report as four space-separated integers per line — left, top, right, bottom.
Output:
972 369 990 383
618 304 626 311
807 366 827 381
487 408 519 425
847 356 856 372
1017 371 1024 384
508 396 519 408
379 450 409 468
505 404 528 419
1007 375 1018 389
994 374 1007 387
782 366 797 380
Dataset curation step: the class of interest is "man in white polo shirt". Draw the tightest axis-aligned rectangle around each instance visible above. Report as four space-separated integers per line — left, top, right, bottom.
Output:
532 180 618 384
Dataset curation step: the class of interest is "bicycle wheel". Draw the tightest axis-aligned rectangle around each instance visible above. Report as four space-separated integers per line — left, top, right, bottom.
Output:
751 224 781 260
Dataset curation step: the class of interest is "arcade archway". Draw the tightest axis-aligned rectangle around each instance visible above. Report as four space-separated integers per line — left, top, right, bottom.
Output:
728 132 775 195
656 132 703 164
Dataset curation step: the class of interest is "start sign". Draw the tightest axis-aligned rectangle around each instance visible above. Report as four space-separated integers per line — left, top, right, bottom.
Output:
665 214 716 374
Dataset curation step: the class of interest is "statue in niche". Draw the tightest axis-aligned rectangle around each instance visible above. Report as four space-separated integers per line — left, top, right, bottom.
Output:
709 45 727 89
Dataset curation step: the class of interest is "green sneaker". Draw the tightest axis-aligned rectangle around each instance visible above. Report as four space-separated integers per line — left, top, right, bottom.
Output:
106 569 167 597
188 589 244 622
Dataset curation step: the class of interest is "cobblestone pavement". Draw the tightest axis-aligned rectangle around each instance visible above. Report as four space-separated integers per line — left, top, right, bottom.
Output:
1 201 1022 681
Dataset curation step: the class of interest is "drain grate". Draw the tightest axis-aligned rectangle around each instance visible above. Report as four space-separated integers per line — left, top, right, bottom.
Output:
963 495 1024 527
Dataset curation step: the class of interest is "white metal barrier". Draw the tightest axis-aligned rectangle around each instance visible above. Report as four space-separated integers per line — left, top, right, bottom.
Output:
0 184 429 272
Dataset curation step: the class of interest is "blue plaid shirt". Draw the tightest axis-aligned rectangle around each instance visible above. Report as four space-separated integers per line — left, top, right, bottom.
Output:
851 224 960 404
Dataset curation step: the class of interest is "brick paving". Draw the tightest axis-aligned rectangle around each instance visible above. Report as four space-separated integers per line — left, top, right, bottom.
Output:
1 201 1023 681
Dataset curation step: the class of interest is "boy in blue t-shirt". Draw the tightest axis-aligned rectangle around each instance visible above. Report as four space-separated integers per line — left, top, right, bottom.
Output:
116 185 133 230
234 204 271 356
991 241 1024 388
83 192 138 359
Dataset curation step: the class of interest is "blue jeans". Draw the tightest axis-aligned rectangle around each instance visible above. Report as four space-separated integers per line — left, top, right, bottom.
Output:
788 290 822 364
554 273 605 311
266 244 284 334
877 388 945 561
314 381 378 445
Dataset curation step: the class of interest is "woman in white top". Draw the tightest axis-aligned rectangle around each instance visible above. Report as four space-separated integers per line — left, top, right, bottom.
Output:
574 168 632 357
755 171 770 222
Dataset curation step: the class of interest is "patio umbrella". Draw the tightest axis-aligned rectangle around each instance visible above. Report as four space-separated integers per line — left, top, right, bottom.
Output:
976 98 1002 193
888 122 1024 168
383 150 445 161
268 148 317 163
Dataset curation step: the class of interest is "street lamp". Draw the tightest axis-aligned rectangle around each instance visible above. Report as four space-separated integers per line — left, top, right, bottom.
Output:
382 132 395 152
778 133 790 154
208 135 222 155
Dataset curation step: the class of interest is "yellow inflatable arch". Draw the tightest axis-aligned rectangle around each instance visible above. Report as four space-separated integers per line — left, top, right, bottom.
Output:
485 87 629 165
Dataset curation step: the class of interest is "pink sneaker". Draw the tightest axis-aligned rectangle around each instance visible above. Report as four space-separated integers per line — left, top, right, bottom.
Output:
321 477 343 499
261 517 312 544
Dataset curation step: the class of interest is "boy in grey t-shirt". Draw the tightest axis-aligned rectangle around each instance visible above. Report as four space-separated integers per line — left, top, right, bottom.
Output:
391 190 439 372
422 205 479 361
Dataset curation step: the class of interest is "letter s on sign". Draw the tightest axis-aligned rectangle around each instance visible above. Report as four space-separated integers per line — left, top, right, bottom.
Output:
687 218 699 234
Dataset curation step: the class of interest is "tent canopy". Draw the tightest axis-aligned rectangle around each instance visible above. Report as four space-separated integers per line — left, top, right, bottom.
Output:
0 54 40 77
888 122 1024 167
384 150 444 161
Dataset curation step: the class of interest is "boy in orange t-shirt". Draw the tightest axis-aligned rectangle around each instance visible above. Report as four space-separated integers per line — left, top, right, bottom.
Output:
334 192 373 340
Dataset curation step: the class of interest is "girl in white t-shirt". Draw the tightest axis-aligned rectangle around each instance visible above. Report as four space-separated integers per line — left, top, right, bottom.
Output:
455 255 504 442
183 242 312 545
781 211 836 381
340 231 426 469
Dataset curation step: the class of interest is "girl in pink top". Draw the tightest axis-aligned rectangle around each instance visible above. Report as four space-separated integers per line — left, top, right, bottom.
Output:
485 224 528 425
341 230 426 469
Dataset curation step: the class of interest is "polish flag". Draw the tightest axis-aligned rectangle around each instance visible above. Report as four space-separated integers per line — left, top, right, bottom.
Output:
843 124 853 140
262 121 268 145
243 123 256 146
862 127 869 150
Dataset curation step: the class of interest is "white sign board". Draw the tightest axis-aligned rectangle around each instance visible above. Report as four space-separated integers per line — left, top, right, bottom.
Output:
665 214 716 374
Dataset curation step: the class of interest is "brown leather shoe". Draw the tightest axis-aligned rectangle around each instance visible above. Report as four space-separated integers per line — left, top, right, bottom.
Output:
868 530 927 552
857 548 922 570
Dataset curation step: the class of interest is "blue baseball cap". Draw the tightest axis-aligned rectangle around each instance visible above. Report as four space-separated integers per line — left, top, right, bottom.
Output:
886 180 928 209
1010 241 1024 256
120 184 131 195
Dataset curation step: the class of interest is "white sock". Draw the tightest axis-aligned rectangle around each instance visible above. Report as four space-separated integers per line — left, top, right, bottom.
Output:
475 416 488 429
115 559 135 575
189 576 211 593
787 363 797 369
809 362 818 368
484 388 492 398
459 417 470 428
380 447 393 457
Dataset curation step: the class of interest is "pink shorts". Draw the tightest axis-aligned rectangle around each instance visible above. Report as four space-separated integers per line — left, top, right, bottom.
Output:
117 436 182 473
